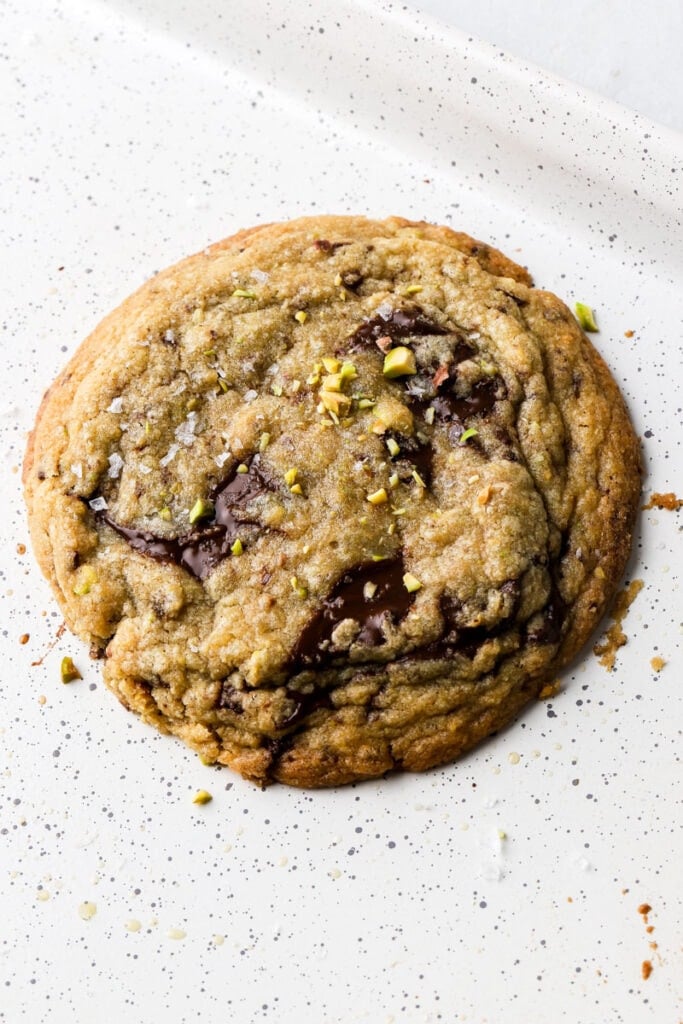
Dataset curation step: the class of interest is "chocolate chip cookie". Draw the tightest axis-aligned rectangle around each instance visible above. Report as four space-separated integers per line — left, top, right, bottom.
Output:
23 216 641 786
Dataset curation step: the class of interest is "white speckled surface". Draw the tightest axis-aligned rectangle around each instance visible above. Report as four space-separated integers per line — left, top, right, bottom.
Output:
1 2 682 1022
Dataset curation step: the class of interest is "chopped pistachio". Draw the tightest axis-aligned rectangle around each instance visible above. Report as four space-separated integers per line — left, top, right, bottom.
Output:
367 487 389 505
189 498 214 524
363 581 378 600
341 416 355 428
371 554 388 562
73 565 96 596
259 432 271 452
411 469 427 488
284 468 298 486
327 408 340 425
340 361 357 382
403 572 423 593
192 790 213 805
236 463 249 474
357 398 376 410
204 349 217 358
159 506 172 522
186 396 198 412
389 473 400 489
218 378 229 393
403 284 423 295
334 273 343 287
386 437 400 457
322 357 341 373
271 384 283 397
290 483 303 495
459 427 479 445
319 390 351 415
233 288 257 299
294 310 308 324
424 406 435 425
383 346 417 378
307 372 321 386
302 544 311 555
322 372 343 392
290 379 301 394
575 301 598 332
60 656 82 684
230 538 243 556
290 576 308 598
391 507 407 516
387 523 396 536
338 288 347 301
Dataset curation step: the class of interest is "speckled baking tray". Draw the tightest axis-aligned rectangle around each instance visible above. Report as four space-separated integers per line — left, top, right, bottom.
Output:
1 2 681 1021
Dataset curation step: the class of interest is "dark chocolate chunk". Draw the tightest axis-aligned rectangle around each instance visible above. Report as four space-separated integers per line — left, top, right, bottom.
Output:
97 455 274 581
431 376 501 428
348 306 447 349
280 688 332 728
526 585 566 645
289 557 415 670
413 581 521 661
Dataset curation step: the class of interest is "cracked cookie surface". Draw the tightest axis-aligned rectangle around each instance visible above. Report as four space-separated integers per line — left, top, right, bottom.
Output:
24 215 641 786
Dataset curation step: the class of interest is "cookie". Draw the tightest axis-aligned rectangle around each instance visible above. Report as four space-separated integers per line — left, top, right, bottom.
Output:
24 215 641 787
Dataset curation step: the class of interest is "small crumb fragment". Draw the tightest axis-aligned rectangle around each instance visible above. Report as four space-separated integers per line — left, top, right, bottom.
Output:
650 656 665 672
125 919 142 933
508 751 520 765
38 695 47 705
36 890 50 902
538 679 561 700
61 656 82 684
642 491 683 511
213 934 225 946
624 329 634 338
78 901 97 921
328 868 342 880
641 960 653 980
167 928 186 940
638 902 652 917
593 579 644 671
19 633 29 645
16 543 26 555
192 790 213 805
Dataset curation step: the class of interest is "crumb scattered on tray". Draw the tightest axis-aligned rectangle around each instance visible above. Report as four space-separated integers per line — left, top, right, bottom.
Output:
593 580 644 671
650 656 666 672
641 960 653 980
642 491 683 511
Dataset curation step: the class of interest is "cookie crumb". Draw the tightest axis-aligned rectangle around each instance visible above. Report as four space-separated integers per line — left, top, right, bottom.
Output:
650 656 665 672
19 633 29 645
641 960 653 980
642 491 682 511
624 329 634 338
78 901 97 921
593 579 644 671
16 543 26 555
